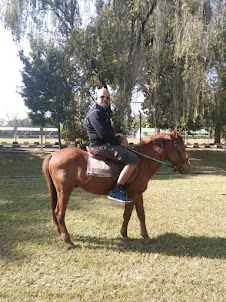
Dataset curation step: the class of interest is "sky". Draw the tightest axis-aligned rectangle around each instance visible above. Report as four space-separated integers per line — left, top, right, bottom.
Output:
0 24 29 122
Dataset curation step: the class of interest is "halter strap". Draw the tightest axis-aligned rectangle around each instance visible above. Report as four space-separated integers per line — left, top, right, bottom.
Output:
167 138 189 173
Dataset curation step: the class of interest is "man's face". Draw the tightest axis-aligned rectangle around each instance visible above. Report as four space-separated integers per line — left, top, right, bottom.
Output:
96 88 110 110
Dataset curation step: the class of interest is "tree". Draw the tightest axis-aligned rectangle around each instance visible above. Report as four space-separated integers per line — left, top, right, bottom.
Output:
1 0 225 141
5 117 34 127
205 0 226 143
2 0 94 144
134 0 225 141
20 41 76 147
67 1 159 132
1 0 80 41
0 118 6 126
61 91 90 146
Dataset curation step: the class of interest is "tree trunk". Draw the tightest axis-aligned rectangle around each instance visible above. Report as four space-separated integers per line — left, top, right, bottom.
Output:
214 127 221 144
58 124 62 149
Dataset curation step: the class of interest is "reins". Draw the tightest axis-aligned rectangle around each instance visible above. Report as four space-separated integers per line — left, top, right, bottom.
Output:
128 146 177 170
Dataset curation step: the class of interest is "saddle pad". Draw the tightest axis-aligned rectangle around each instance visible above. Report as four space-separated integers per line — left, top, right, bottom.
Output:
87 156 139 184
87 157 112 177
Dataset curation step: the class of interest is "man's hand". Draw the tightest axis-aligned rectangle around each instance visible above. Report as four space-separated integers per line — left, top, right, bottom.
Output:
120 137 129 148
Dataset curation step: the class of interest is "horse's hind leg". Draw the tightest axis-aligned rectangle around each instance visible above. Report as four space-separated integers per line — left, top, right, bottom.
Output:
55 188 74 249
135 194 151 243
53 211 61 235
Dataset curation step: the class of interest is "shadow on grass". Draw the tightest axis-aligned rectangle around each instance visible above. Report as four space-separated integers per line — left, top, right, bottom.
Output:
0 179 105 262
186 149 226 173
156 149 226 176
0 152 46 177
73 233 226 259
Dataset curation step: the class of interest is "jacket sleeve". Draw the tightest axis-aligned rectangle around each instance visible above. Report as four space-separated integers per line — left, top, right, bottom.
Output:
89 110 121 145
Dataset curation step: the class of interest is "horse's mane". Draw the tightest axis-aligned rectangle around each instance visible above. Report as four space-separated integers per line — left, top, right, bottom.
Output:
134 132 175 152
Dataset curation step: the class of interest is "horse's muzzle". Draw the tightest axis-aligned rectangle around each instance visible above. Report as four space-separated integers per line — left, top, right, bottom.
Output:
175 158 190 175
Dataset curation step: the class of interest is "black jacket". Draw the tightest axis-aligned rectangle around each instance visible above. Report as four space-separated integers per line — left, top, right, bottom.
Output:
86 103 121 147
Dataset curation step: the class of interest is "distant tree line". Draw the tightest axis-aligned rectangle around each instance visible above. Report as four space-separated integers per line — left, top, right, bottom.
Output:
1 0 225 144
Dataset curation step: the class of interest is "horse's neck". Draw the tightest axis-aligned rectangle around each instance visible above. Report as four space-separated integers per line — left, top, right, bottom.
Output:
143 140 169 160
140 139 172 178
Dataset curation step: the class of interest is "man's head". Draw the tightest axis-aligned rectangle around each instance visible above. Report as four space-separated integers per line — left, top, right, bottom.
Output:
96 88 110 110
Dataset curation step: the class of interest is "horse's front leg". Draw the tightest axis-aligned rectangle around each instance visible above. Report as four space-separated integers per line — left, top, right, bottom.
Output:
120 202 134 241
135 193 151 243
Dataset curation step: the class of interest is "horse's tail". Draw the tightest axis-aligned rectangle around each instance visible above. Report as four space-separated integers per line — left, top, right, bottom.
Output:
42 154 58 226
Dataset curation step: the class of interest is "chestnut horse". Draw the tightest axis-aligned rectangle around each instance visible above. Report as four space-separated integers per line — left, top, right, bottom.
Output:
42 131 190 249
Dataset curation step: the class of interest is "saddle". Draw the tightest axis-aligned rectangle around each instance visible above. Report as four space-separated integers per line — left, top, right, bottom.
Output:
86 146 138 184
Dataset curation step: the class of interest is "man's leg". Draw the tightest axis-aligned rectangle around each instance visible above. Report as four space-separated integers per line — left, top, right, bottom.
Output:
117 164 137 185
108 162 138 203
91 145 138 203
108 164 137 203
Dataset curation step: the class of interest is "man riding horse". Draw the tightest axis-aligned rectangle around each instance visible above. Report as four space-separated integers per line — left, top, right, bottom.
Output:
85 88 138 203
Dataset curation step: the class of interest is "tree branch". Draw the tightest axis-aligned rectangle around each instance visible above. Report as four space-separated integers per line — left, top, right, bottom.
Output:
142 0 157 33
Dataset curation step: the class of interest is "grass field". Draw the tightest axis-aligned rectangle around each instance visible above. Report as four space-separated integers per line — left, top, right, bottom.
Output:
0 149 225 301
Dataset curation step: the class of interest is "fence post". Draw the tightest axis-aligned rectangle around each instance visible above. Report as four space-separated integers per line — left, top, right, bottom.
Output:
40 127 43 151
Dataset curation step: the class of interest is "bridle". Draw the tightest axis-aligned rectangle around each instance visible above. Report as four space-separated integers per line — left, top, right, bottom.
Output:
128 138 189 173
167 138 189 173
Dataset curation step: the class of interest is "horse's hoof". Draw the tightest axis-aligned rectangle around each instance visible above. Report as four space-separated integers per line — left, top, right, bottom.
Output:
144 237 152 244
122 236 130 242
144 239 156 248
66 242 75 250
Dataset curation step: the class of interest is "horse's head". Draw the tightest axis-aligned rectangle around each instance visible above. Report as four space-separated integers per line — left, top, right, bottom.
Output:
167 130 190 175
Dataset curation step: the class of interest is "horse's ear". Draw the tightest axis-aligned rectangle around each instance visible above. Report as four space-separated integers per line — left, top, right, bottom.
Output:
173 127 178 138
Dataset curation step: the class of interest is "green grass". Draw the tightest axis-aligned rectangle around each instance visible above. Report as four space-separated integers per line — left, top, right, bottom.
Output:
187 149 226 173
0 152 45 176
0 148 225 177
0 150 225 301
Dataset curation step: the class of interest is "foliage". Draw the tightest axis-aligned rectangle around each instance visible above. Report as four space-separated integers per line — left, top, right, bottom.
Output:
19 40 79 144
138 0 225 137
61 93 89 144
1 0 80 40
1 0 225 141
